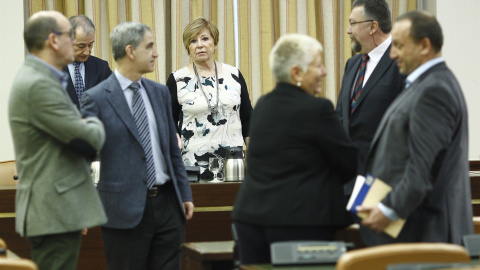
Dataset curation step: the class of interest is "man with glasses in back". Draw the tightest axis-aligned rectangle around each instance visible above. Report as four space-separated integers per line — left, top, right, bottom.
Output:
64 15 112 109
336 0 404 203
9 11 107 270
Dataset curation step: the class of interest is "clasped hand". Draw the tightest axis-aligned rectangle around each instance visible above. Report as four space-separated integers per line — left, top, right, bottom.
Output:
356 205 391 233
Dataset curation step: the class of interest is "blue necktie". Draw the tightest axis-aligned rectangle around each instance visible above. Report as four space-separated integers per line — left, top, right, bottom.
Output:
130 82 156 188
73 61 85 104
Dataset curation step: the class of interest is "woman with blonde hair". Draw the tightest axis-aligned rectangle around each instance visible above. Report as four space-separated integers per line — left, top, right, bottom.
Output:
166 18 252 179
232 33 358 264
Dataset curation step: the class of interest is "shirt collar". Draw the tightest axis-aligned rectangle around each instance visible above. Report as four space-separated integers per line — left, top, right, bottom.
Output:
114 69 143 91
405 57 444 88
367 35 391 65
68 61 84 68
28 54 68 84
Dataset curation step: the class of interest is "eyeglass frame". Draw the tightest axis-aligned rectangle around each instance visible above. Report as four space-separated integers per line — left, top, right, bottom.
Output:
45 29 75 40
349 20 374 27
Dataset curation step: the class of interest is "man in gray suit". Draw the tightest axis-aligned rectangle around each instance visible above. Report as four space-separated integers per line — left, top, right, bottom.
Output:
9 11 107 270
357 11 473 246
81 22 194 270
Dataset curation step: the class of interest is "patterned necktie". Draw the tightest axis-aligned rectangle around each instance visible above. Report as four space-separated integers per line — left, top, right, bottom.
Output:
130 82 156 188
73 61 85 104
350 54 369 114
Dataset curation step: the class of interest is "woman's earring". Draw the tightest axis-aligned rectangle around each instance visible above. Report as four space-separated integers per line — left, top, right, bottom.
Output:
297 81 302 87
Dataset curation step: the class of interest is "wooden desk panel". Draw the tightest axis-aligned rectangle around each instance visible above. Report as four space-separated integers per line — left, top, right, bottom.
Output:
471 174 480 216
181 241 234 270
0 182 241 270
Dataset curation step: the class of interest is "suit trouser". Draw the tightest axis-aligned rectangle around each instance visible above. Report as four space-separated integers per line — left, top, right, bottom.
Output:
101 181 185 270
27 231 82 270
234 221 337 265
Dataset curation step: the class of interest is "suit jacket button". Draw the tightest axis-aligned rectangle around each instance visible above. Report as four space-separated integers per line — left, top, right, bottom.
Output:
143 179 147 184
141 156 146 161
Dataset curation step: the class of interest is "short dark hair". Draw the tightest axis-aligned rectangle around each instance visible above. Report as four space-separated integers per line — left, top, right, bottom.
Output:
69 15 95 36
24 16 60 52
353 0 392 33
396 11 443 53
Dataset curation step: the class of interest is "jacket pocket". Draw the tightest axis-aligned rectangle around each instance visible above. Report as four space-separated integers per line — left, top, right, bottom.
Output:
54 176 86 194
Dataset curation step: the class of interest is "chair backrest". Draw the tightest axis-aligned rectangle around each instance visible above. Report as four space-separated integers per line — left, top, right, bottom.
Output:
336 243 471 270
0 238 6 258
0 258 38 270
0 161 17 186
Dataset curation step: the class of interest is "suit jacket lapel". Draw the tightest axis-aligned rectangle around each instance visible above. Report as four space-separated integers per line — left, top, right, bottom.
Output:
142 79 168 151
106 76 143 145
84 57 95 89
351 46 394 116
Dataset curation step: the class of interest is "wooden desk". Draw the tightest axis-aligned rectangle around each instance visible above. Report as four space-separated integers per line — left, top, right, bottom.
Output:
471 172 480 216
0 182 240 270
181 241 234 270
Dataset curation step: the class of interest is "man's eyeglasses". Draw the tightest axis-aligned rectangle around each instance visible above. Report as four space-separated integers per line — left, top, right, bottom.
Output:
46 29 75 40
349 20 374 27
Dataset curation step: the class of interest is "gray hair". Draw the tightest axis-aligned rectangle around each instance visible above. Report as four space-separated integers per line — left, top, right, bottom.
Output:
69 15 95 36
111 22 152 61
269 33 323 83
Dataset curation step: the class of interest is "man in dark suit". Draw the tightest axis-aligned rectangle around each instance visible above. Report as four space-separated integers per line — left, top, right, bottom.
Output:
65 15 111 109
9 11 107 270
357 11 473 246
81 22 194 269
337 0 404 198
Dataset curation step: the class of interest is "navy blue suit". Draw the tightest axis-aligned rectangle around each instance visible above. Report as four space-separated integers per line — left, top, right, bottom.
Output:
64 55 112 109
81 74 192 269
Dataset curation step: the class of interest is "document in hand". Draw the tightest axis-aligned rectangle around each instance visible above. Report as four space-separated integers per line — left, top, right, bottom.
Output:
346 174 406 238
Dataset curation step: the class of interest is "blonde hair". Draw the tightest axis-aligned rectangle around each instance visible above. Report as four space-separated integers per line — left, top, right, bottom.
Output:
182 17 219 55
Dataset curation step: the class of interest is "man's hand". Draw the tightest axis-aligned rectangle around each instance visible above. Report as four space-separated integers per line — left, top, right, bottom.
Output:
183 201 194 220
356 205 391 233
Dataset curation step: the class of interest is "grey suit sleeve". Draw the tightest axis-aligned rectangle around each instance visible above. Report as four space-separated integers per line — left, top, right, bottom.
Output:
383 85 457 218
29 79 105 152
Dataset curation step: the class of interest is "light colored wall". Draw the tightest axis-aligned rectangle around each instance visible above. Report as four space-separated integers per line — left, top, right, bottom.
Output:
436 1 480 160
0 1 24 161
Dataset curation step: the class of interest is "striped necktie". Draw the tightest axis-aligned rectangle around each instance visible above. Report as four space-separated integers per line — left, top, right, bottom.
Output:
350 54 369 114
73 61 85 104
130 82 156 188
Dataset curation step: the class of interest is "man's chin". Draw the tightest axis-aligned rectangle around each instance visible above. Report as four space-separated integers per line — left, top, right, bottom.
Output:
75 56 89 63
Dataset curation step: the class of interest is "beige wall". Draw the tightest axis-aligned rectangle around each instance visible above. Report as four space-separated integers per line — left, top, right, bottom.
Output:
437 0 480 160
0 1 24 161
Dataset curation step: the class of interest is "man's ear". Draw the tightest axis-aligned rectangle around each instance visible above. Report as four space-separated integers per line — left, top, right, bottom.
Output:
125 45 135 60
47 33 59 51
419 37 432 56
370 21 379 35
